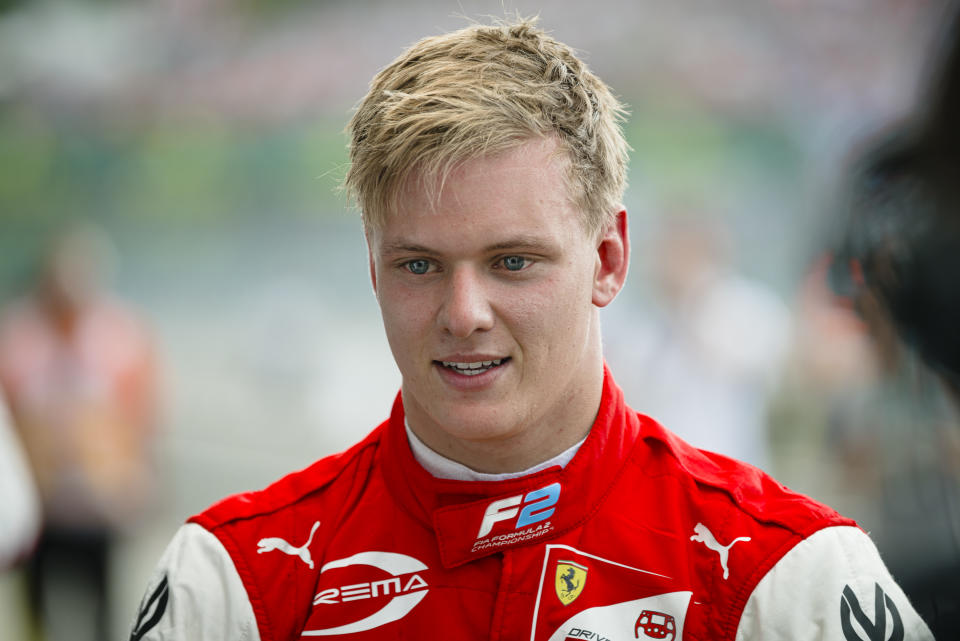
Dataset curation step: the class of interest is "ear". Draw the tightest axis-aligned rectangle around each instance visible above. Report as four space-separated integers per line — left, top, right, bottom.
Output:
365 227 379 299
592 209 629 307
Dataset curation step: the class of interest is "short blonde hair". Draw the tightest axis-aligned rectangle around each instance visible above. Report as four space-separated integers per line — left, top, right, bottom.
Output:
344 18 629 237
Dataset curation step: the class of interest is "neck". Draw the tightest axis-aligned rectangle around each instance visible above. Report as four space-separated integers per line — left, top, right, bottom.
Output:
406 422 587 481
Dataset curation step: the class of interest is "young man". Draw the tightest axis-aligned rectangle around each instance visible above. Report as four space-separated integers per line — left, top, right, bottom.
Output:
131 19 933 641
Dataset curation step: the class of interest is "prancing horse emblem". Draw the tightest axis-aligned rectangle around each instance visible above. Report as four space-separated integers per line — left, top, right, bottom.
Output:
690 523 751 580
555 560 588 605
257 521 320 569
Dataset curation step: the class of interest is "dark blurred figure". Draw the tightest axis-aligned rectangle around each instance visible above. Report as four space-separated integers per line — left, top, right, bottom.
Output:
0 223 158 641
832 4 960 636
834 6 960 404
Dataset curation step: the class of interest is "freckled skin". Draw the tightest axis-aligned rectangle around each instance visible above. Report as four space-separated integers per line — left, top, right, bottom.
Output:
366 137 629 473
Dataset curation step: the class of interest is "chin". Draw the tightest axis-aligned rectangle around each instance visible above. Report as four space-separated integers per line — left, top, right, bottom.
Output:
429 403 523 443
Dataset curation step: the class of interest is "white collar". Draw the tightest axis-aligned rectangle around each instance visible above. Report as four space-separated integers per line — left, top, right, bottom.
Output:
404 421 586 482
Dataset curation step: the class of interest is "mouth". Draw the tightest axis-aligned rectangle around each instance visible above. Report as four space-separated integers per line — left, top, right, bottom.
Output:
435 357 511 377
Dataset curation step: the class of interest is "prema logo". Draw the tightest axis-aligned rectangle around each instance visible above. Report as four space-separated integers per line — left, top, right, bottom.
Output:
312 573 427 605
476 482 561 539
302 551 429 637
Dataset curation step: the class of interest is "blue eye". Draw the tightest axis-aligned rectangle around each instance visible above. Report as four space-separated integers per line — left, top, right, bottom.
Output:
406 259 431 275
502 256 527 271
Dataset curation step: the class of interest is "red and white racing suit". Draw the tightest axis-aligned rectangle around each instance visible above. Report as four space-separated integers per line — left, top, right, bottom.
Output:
131 372 933 640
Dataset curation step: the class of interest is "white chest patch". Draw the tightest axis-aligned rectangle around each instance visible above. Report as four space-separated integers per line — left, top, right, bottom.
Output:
546 591 692 641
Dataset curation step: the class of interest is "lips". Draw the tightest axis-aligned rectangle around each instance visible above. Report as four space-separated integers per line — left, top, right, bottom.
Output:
435 357 511 377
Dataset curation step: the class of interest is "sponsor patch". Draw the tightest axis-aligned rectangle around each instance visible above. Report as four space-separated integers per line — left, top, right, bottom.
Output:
635 610 677 640
689 522 750 580
530 544 690 641
555 561 588 606
563 628 611 640
840 583 903 641
302 551 429 636
312 573 428 605
472 482 560 553
256 520 320 569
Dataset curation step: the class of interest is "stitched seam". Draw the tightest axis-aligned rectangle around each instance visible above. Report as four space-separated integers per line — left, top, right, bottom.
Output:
215 525 276 641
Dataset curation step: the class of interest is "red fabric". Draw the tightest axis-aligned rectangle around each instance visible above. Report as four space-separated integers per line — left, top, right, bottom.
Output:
189 370 854 641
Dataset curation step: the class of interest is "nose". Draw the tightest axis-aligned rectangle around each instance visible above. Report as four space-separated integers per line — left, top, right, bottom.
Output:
437 266 495 338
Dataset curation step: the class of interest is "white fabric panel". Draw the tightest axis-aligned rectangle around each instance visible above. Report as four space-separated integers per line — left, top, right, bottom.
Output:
735 525 933 641
0 400 39 568
130 523 260 641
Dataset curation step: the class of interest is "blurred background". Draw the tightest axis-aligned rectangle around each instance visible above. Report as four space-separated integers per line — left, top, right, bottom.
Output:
0 0 957 639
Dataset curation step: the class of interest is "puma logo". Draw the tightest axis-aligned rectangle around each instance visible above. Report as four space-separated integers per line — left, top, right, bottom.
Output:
690 522 751 580
257 521 321 569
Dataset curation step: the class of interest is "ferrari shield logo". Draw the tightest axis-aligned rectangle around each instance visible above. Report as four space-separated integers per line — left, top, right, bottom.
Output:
555 561 587 605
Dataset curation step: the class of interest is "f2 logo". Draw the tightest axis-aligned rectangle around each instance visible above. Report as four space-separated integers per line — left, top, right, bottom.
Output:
840 583 903 641
476 482 561 538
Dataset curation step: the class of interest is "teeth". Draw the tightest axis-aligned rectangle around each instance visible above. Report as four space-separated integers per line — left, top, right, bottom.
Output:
441 358 504 373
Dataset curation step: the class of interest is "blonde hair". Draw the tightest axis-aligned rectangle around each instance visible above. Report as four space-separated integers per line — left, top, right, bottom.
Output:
344 18 629 237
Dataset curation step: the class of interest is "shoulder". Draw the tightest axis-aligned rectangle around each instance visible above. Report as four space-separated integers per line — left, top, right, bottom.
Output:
627 415 853 637
735 525 934 640
130 523 260 641
634 415 850 538
138 423 388 641
86 298 154 356
631 416 932 639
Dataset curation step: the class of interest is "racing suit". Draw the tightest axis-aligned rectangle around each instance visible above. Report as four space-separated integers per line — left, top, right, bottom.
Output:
131 371 933 640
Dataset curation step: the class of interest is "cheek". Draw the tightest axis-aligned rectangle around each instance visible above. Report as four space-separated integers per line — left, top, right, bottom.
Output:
506 274 589 342
378 286 434 345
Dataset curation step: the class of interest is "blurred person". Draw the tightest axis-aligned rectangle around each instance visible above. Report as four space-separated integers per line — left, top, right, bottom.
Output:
833 133 960 405
832 1 960 406
132 18 931 641
0 223 157 641
0 394 41 569
828 133 960 641
825 7 960 637
605 214 791 470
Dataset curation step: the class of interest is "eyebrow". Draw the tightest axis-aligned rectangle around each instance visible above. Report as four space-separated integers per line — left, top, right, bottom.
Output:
380 242 435 255
381 235 557 256
485 235 557 252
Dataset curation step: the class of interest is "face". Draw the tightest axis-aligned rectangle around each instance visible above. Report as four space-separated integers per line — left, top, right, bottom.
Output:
367 137 628 470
